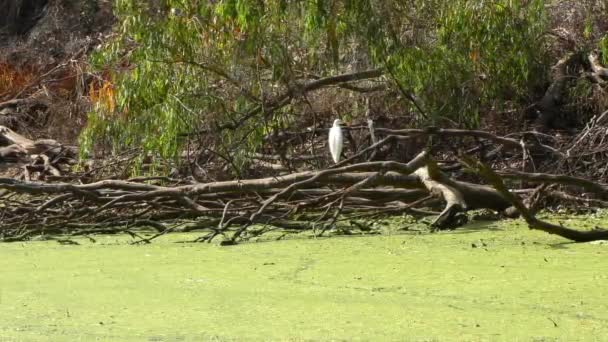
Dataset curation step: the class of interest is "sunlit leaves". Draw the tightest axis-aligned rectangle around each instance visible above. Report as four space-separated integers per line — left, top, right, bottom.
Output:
600 35 608 65
376 0 547 126
82 0 549 173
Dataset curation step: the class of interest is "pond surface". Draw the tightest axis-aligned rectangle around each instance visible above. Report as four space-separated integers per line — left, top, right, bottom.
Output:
1 216 607 341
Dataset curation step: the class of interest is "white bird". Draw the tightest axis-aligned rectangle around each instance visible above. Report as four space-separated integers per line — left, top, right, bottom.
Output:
329 119 344 164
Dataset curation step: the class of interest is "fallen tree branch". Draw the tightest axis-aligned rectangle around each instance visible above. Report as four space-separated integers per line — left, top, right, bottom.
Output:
498 170 608 198
216 68 384 131
465 156 608 242
375 127 565 158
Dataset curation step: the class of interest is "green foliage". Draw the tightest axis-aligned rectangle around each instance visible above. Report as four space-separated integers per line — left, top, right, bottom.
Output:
375 0 547 126
600 35 608 65
82 0 548 171
83 0 315 170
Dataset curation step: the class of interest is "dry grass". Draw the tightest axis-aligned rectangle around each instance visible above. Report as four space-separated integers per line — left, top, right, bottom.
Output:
0 62 36 98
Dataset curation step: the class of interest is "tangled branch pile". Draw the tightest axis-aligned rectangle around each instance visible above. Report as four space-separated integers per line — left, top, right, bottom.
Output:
3 119 608 244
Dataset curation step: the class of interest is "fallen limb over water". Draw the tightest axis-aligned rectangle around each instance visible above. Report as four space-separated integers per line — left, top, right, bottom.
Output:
1 149 607 244
2 123 608 243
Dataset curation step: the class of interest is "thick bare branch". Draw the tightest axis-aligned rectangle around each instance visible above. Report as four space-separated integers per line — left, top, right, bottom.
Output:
469 157 608 242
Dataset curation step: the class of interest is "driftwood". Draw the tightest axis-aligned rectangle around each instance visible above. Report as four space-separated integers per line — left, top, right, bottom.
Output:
0 146 593 243
0 144 28 168
0 125 76 180
587 52 608 84
468 157 608 242
1 121 608 244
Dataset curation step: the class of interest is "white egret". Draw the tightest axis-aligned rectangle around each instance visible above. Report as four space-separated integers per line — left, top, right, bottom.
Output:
329 119 344 164
367 119 377 144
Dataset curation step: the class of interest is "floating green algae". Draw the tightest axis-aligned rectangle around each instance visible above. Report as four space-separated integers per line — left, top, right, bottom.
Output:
1 216 607 341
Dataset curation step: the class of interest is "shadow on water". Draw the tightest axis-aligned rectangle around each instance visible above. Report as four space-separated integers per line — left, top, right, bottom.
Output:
171 219 508 246
547 241 579 249
69 216 601 247
440 220 504 235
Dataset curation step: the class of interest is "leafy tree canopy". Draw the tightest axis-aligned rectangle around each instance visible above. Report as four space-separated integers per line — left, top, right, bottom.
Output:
83 0 547 172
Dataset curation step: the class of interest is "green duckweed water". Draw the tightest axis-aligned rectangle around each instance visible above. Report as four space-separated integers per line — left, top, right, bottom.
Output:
1 216 607 341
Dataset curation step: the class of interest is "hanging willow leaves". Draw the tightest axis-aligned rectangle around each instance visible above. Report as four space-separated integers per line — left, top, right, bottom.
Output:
82 0 548 174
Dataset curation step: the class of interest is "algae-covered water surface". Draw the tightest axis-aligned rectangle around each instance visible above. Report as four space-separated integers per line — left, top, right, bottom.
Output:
1 216 608 341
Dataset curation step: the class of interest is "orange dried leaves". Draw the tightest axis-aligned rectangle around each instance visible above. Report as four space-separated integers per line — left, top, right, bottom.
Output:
89 79 116 115
0 63 35 97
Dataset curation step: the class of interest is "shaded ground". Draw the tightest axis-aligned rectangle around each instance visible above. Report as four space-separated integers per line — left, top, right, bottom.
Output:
1 216 608 341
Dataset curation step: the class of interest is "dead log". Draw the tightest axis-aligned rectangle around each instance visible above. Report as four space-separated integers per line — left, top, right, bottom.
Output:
0 144 28 168
0 125 34 146
0 125 76 177
414 165 465 228
546 190 608 208
498 170 608 198
587 52 608 83
470 157 608 242
3 129 608 243
413 158 512 229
